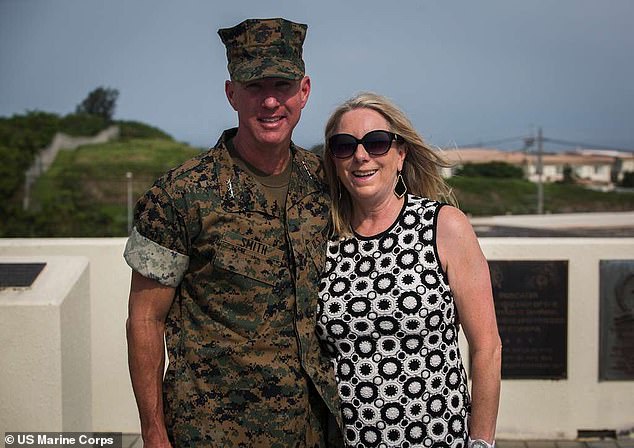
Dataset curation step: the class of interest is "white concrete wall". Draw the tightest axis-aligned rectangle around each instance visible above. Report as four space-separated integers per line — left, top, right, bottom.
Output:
0 237 633 439
478 238 634 439
0 239 136 433
61 258 93 431
0 256 91 433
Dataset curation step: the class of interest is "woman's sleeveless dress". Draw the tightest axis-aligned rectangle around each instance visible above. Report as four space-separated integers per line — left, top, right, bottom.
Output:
317 195 471 448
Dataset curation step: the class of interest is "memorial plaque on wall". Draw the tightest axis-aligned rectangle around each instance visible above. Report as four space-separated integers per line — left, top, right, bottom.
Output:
0 263 46 287
599 260 634 381
489 260 568 379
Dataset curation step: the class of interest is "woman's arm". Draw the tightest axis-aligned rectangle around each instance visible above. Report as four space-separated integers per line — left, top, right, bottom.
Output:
437 205 502 443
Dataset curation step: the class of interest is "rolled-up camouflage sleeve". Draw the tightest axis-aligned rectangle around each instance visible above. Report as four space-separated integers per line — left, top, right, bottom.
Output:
123 184 189 287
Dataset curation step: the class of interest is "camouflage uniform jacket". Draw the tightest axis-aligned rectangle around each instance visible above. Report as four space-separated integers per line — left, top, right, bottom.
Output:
124 128 342 447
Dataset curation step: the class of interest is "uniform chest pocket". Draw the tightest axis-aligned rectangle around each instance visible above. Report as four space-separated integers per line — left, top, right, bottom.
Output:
213 231 285 286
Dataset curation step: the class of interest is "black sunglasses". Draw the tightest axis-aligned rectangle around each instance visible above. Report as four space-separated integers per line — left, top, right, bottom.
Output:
329 130 403 159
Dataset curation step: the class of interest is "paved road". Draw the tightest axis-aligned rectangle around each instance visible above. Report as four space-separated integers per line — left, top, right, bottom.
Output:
469 211 634 237
473 225 634 237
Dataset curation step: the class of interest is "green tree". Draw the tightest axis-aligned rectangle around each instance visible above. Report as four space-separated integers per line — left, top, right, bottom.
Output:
0 145 28 196
0 111 62 217
560 164 576 184
0 111 61 151
76 86 120 121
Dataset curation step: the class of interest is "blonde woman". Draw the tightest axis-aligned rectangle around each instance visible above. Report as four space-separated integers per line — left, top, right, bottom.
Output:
317 92 501 448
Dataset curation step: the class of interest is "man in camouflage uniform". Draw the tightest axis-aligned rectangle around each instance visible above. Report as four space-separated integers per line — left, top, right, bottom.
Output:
124 18 342 447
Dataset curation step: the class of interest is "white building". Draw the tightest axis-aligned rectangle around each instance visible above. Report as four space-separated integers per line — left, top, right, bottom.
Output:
440 147 634 187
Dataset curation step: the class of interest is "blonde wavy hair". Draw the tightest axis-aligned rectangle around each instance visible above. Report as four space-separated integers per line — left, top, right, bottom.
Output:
323 92 456 237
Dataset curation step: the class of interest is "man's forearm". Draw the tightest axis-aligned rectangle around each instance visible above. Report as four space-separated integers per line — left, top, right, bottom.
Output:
127 318 171 447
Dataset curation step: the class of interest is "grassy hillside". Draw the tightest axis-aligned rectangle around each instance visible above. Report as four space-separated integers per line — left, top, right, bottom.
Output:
19 138 200 237
34 138 200 203
448 177 634 216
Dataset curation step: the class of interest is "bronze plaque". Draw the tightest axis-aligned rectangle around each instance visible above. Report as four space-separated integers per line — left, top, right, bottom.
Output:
489 260 568 379
599 260 634 381
0 263 46 287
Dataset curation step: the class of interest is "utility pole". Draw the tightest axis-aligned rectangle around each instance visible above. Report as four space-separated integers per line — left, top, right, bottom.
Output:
126 172 133 234
536 127 544 214
23 172 32 211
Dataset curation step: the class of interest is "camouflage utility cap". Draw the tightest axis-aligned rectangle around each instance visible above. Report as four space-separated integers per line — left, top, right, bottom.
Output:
218 18 307 83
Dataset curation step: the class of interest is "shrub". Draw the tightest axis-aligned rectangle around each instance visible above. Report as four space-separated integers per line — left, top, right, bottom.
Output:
455 161 524 179
0 145 30 198
0 111 63 209
620 171 634 188
116 120 173 140
60 113 107 136
0 111 61 153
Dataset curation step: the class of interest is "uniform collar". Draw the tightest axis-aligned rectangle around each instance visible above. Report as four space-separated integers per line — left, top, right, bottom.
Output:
212 128 321 215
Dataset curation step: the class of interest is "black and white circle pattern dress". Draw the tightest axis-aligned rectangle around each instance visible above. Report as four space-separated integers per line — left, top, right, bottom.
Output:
317 195 471 448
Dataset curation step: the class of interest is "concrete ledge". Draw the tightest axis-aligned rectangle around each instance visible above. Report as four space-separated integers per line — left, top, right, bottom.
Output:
0 256 91 432
0 239 135 433
470 211 634 230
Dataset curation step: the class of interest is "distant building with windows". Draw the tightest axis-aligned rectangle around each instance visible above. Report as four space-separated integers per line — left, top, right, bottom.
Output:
440 147 634 187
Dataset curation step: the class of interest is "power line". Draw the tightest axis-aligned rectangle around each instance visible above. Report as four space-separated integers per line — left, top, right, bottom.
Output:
454 133 634 153
542 137 634 153
454 135 529 148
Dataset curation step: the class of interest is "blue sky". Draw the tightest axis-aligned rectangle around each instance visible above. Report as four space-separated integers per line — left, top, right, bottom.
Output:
1 0 633 151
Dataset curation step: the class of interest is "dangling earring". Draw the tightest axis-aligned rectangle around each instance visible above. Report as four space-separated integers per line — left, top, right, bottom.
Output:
394 170 407 198
338 179 343 200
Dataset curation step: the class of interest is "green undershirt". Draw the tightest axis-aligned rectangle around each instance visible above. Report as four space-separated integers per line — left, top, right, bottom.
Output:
227 138 292 210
